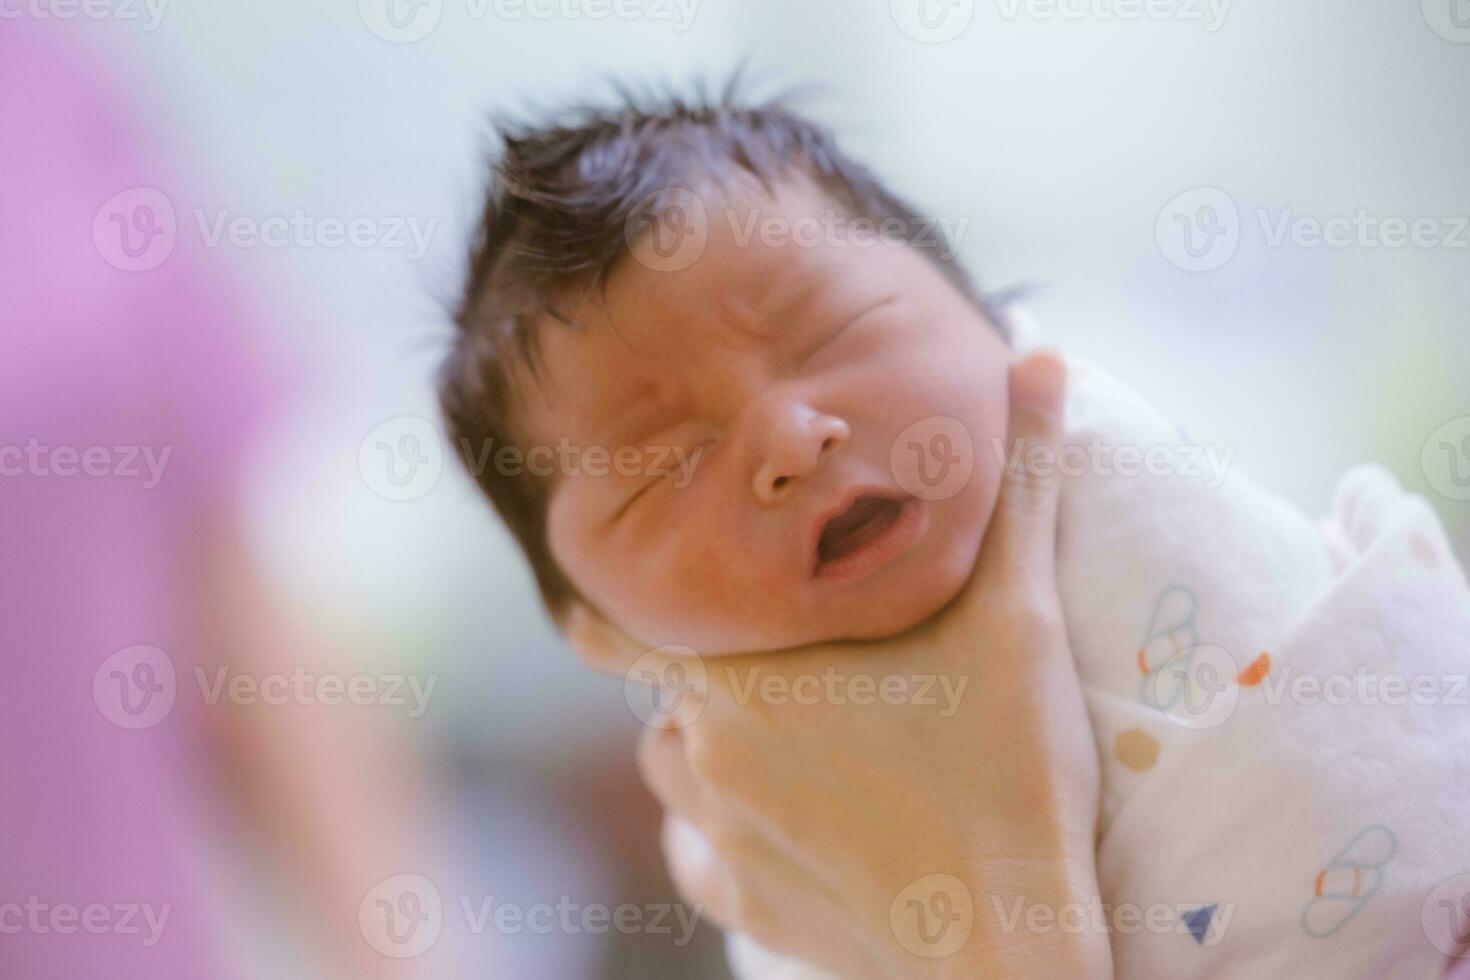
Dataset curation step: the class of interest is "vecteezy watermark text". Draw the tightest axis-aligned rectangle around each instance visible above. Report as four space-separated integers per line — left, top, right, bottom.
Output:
726 666 970 718
357 0 700 43
992 895 1233 944
195 666 437 718
622 651 972 729
623 187 971 273
460 895 701 944
193 209 436 260
456 437 703 486
0 0 168 30
723 207 970 260
1157 187 1470 272
357 874 702 958
1256 668 1470 708
0 440 171 488
358 415 708 502
92 646 439 729
993 436 1235 490
0 898 171 947
92 188 439 272
994 0 1230 31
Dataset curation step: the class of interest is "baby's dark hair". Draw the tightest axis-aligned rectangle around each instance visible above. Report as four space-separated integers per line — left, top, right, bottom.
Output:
440 77 999 621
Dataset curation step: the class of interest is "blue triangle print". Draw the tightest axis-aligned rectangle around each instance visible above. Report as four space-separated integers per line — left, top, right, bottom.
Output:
1183 904 1216 945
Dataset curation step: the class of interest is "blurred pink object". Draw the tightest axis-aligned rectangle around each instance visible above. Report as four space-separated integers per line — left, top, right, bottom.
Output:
0 27 270 979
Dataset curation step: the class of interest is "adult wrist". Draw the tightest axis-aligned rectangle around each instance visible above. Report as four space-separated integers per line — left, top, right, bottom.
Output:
889 856 1110 980
967 857 1113 980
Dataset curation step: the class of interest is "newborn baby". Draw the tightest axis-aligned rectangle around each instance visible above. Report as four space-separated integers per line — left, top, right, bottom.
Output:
440 90 1470 978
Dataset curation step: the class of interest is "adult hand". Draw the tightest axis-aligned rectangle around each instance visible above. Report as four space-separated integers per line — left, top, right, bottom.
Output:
569 352 1109 979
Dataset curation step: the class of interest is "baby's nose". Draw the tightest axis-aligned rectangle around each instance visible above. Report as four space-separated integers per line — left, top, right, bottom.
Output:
752 410 850 506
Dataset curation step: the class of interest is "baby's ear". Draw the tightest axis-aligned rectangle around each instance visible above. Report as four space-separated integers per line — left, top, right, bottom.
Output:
562 601 645 676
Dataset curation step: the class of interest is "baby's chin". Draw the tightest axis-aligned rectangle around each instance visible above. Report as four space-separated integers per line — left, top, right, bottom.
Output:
629 563 973 656
831 487 995 632
826 533 982 641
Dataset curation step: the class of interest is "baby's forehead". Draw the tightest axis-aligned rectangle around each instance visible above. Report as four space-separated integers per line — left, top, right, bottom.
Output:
511 176 921 442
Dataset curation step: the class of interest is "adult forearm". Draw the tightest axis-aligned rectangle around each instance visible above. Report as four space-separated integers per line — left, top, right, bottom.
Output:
955 862 1114 980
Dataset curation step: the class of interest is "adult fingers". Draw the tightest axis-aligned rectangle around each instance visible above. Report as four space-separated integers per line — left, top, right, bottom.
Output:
966 349 1069 604
662 813 736 926
661 815 861 977
638 726 712 822
563 601 648 675
565 603 712 729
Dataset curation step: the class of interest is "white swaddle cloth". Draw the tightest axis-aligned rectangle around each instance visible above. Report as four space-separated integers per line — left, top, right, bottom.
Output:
727 339 1470 979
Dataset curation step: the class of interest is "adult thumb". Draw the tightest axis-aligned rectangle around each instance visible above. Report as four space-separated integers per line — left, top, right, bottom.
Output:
979 350 1068 588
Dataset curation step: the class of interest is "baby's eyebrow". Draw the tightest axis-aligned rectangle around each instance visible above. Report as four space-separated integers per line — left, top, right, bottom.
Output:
599 376 688 447
718 264 825 341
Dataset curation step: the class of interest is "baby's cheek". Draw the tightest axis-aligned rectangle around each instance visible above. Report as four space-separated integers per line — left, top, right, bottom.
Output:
633 535 747 641
968 405 1008 507
966 366 1011 490
965 392 1008 524
922 384 1005 587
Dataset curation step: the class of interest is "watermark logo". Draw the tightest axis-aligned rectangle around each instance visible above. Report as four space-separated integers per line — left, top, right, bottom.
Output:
359 874 443 958
1423 0 1470 43
360 416 444 502
361 420 711 500
1424 873 1470 957
1160 188 1470 270
1156 187 1240 272
192 209 437 259
1423 416 1470 502
195 666 437 717
359 0 443 41
1140 643 1240 729
94 190 437 268
890 0 976 43
891 416 974 501
624 646 707 728
623 191 967 269
360 881 703 948
93 645 177 730
891 874 974 958
93 187 176 272
625 188 709 273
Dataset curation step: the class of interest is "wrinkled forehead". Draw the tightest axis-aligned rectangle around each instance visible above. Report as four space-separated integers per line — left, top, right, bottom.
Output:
511 174 908 446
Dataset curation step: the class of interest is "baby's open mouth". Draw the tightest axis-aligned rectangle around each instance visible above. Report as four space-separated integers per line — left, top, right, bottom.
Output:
817 495 904 565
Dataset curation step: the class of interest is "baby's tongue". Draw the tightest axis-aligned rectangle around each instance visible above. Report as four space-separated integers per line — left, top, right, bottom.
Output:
818 496 901 562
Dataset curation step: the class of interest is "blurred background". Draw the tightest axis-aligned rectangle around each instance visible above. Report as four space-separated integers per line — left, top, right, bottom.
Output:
3 1 1466 977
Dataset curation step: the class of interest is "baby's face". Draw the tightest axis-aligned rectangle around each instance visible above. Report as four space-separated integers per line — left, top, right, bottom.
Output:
521 176 1011 654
